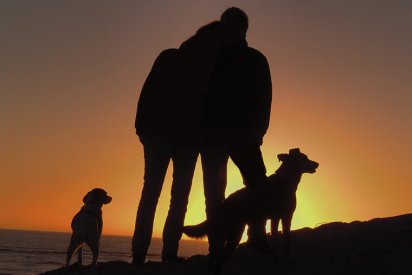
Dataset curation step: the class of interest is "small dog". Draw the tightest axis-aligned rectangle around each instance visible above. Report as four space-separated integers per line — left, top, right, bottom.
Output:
183 148 318 272
65 188 112 269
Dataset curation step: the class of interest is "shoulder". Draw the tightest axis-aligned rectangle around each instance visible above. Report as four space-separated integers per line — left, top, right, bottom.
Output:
159 48 180 56
246 47 269 65
150 48 181 71
156 48 180 63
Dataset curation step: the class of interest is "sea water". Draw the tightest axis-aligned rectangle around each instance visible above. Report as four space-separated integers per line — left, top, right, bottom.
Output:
0 229 208 275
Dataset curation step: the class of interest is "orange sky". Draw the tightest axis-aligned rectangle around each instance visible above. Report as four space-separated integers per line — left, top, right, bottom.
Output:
1 1 411 238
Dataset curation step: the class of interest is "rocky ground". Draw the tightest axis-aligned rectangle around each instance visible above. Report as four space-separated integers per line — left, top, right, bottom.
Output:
41 213 412 275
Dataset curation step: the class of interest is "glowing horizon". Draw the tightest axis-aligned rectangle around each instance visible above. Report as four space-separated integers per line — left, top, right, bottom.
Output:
1 1 411 239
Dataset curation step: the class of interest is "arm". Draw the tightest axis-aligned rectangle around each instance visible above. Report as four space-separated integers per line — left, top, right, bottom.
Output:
249 51 272 143
134 49 180 136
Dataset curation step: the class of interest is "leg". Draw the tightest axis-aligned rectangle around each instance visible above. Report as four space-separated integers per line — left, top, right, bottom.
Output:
270 218 280 236
208 227 225 270
270 218 280 259
226 137 267 188
210 230 226 275
86 238 99 269
247 219 269 251
223 224 245 259
212 224 244 275
162 144 199 260
281 217 292 259
200 143 228 239
226 137 268 248
65 235 78 268
77 246 83 267
132 137 171 263
201 144 228 220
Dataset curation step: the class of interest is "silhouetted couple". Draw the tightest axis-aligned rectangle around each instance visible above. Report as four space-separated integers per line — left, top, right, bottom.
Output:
132 7 272 264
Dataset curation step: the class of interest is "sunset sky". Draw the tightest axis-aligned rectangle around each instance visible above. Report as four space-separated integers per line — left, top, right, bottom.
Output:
1 1 411 238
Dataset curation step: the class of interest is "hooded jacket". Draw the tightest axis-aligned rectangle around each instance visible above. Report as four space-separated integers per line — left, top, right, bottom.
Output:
204 38 272 144
135 23 224 145
135 48 203 144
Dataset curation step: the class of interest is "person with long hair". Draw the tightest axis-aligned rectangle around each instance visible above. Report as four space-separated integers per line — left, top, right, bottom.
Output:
132 21 226 264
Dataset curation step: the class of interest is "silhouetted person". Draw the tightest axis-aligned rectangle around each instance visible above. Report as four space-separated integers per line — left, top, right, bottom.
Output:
132 22 225 265
132 48 199 264
201 7 272 251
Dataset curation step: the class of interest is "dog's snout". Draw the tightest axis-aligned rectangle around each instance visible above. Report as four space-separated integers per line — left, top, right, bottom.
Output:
306 160 319 173
105 195 112 204
310 161 319 173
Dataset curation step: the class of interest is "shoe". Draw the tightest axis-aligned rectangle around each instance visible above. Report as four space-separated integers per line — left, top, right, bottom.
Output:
161 255 186 263
131 254 145 265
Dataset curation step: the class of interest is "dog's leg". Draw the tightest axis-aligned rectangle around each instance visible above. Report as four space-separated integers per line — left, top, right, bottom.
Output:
270 218 280 260
86 238 99 271
211 232 226 275
65 236 77 268
211 235 225 274
208 231 218 270
281 217 292 260
77 246 83 267
214 256 223 275
213 226 243 275
223 225 243 259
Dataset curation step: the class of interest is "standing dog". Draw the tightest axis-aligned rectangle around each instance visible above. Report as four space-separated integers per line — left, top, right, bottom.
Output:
65 188 112 269
183 148 318 272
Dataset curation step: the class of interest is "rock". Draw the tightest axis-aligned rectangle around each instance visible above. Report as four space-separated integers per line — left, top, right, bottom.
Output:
40 213 412 275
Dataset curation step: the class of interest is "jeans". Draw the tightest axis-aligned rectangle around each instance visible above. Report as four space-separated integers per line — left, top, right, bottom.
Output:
132 134 199 259
201 143 229 221
201 136 268 248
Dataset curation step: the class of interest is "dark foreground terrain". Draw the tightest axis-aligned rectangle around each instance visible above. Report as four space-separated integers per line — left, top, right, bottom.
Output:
41 213 412 275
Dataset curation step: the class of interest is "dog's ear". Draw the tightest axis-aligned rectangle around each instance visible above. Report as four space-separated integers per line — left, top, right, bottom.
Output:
289 148 301 155
83 192 91 203
277 153 289 162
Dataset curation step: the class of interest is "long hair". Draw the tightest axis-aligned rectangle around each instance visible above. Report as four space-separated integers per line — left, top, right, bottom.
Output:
178 21 224 96
179 21 221 52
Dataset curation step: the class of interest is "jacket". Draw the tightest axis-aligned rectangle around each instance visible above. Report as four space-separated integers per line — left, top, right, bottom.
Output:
204 38 272 144
135 48 203 144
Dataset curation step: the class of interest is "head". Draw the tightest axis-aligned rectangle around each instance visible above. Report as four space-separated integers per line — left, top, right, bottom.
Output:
83 188 112 206
277 148 319 175
220 7 249 41
179 21 222 52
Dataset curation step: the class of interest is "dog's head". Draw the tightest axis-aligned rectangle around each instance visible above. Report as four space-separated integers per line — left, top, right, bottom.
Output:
277 148 319 174
83 188 112 206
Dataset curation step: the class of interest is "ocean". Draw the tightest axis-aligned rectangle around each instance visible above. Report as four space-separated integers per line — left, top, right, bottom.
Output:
0 229 208 275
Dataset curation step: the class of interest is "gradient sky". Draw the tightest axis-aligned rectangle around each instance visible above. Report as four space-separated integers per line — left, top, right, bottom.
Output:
1 1 411 237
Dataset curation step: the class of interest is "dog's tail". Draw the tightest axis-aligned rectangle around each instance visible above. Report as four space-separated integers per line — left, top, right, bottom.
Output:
182 221 208 239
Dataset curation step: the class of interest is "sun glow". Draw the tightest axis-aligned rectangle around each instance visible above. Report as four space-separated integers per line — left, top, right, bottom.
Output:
1 1 411 243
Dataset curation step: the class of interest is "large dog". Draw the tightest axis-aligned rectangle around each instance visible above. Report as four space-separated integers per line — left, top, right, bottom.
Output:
65 188 112 269
182 148 318 272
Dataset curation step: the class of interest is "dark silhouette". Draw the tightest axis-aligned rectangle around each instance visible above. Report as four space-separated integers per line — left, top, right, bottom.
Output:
200 7 272 253
133 7 272 266
132 48 199 264
45 213 412 274
132 22 227 265
183 148 319 273
66 188 112 270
